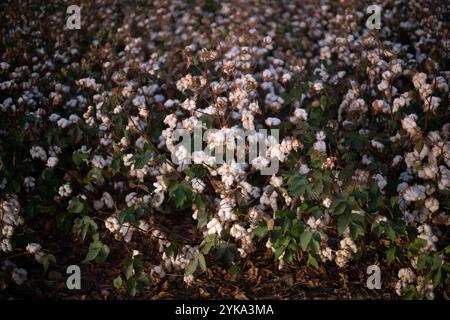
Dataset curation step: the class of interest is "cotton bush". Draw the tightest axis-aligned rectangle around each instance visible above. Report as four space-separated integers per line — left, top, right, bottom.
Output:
0 0 449 299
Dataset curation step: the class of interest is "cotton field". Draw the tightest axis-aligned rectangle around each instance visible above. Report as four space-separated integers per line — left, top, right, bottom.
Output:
0 0 449 300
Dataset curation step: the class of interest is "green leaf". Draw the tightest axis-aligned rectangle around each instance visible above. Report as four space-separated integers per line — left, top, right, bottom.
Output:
309 206 324 219
201 234 216 255
290 219 304 240
133 255 144 275
330 199 347 216
96 244 110 262
113 276 123 289
127 277 137 297
253 221 268 239
310 233 321 252
198 253 206 272
84 240 103 262
300 231 312 251
72 151 89 167
228 264 240 275
169 182 193 208
185 256 199 275
401 285 417 300
386 246 396 264
286 174 307 197
111 158 121 174
68 197 84 213
307 254 319 269
384 223 397 241
125 258 134 280
38 253 56 272
337 212 351 235
349 221 364 239
133 152 151 169
433 268 442 287
136 274 150 288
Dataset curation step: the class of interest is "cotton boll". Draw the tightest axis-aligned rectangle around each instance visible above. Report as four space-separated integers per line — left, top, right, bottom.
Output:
58 183 72 197
26 243 42 254
12 268 27 285
424 198 439 213
269 175 283 187
403 185 426 202
46 156 59 168
30 146 47 161
265 117 281 127
190 178 206 194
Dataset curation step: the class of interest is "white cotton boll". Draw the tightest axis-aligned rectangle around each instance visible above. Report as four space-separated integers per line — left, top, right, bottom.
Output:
23 177 36 188
418 163 438 180
135 136 146 150
1 238 12 252
26 243 42 254
401 114 419 136
12 268 27 285
93 199 104 211
393 96 406 113
392 155 403 167
183 274 194 285
151 192 165 208
265 117 281 127
313 140 326 152
125 192 138 207
2 225 13 238
46 156 59 168
391 63 402 75
361 154 373 165
69 114 81 123
49 113 61 122
322 197 331 208
152 265 165 278
174 145 190 164
390 133 401 143
58 183 72 197
102 192 114 209
163 113 177 129
424 198 439 213
373 174 387 193
181 98 196 111
119 223 134 243
377 79 389 91
57 118 71 128
30 146 47 161
139 220 150 232
34 251 45 262
313 81 324 92
49 145 62 156
403 185 426 202
299 164 310 175
164 99 177 108
371 140 385 152
241 110 254 130
132 250 140 257
251 156 269 170
294 107 308 120
105 216 120 233
190 178 205 194
425 96 440 112
270 175 283 187
320 247 333 262
412 73 427 89
315 131 326 141
206 217 222 234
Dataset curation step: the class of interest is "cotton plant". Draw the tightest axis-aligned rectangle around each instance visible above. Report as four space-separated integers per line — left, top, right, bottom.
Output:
0 0 449 299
